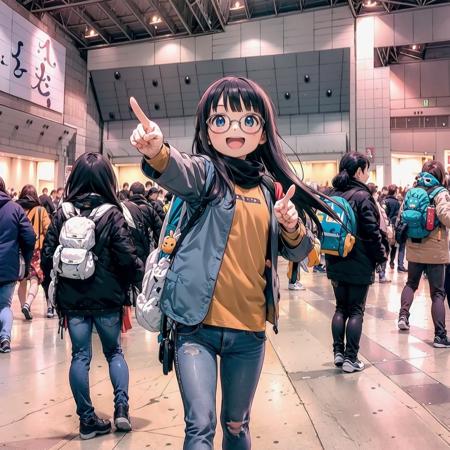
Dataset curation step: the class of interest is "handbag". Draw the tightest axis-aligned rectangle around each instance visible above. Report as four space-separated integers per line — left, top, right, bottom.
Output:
18 251 26 280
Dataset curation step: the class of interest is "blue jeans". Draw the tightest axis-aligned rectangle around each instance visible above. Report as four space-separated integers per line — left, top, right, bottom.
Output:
175 324 266 450
398 242 406 268
0 282 15 341
67 312 129 421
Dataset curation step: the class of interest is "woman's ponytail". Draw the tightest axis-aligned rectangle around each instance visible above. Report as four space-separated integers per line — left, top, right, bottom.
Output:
332 168 350 190
332 152 370 190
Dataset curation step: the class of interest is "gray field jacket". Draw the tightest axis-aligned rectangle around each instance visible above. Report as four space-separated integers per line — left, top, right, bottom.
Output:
142 146 314 332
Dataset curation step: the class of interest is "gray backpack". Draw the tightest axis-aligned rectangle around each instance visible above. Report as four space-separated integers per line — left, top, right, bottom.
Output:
52 202 115 280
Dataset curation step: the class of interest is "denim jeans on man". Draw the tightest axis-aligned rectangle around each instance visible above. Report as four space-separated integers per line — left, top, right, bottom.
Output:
175 324 266 450
400 262 446 337
0 282 16 341
67 312 129 421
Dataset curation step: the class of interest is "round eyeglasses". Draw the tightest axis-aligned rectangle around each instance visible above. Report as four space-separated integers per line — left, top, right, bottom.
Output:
206 113 265 135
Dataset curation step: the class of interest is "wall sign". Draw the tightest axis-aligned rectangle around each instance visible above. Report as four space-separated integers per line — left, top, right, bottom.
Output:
0 1 66 113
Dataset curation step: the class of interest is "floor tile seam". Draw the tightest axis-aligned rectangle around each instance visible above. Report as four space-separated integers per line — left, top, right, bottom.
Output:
266 337 325 450
296 291 450 436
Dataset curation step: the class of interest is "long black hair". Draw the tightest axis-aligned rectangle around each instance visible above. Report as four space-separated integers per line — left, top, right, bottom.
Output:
65 152 121 208
17 184 41 211
0 177 5 194
193 76 338 232
332 152 370 190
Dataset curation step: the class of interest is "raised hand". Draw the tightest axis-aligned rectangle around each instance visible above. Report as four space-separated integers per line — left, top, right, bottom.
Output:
129 97 164 159
274 184 299 232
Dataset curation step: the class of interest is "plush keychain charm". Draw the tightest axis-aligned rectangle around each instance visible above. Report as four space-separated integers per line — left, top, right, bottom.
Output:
161 231 177 254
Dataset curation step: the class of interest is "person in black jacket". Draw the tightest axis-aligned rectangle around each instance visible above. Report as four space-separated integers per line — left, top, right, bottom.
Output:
128 182 162 253
383 185 406 272
326 152 387 373
39 187 55 217
41 153 143 440
0 177 35 353
146 187 165 221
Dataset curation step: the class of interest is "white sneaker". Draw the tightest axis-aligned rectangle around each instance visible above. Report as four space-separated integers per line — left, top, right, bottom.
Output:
288 282 306 291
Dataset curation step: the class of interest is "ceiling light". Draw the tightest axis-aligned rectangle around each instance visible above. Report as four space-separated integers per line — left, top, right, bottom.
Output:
304 74 310 83
84 28 98 38
114 71 121 80
326 89 333 97
284 92 291 100
150 15 161 24
363 0 377 7
230 1 245 10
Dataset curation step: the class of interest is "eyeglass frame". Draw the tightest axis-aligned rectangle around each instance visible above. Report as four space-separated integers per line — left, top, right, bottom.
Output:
206 112 265 135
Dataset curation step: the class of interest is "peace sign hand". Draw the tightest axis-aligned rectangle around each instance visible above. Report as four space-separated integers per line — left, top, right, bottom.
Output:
274 185 299 232
129 97 164 159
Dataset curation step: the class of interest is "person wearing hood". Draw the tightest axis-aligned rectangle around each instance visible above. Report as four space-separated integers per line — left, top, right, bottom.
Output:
326 152 387 373
125 181 162 256
0 177 35 353
146 186 165 221
16 185 51 321
41 152 144 440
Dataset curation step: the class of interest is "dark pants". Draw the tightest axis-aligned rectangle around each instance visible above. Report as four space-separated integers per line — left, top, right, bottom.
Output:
445 265 450 307
400 262 446 338
289 262 299 284
175 324 265 450
331 282 370 361
390 243 406 268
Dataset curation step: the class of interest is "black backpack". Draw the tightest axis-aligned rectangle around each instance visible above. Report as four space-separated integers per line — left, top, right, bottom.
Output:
122 201 151 262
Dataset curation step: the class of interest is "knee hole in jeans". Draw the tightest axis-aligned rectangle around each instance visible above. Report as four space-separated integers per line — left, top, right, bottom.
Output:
182 343 201 356
226 420 247 437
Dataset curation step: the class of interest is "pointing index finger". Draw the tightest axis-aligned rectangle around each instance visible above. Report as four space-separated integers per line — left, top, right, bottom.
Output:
130 97 152 132
281 184 296 206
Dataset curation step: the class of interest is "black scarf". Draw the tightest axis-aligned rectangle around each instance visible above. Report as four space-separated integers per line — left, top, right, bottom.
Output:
17 195 40 211
223 156 265 189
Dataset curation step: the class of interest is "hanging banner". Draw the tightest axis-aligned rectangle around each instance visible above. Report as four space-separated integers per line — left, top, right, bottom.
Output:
0 1 66 113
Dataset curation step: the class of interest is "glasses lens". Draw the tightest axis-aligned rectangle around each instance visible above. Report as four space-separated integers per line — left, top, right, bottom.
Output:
240 114 263 134
208 114 230 134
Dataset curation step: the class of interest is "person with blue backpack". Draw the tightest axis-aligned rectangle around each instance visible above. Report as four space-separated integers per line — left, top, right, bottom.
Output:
129 76 338 450
324 152 387 373
397 161 450 347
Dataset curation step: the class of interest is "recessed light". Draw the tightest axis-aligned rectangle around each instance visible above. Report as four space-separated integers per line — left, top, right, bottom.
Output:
114 71 121 80
304 74 310 83
184 76 191 85
152 79 158 87
326 89 333 97
284 92 291 100
154 103 160 110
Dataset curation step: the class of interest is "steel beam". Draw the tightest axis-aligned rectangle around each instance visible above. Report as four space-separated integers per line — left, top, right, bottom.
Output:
123 0 154 37
185 0 207 32
98 3 133 40
167 0 193 34
31 0 105 13
67 2 110 44
272 0 278 15
210 0 226 30
347 0 358 17
148 0 178 34
242 0 251 19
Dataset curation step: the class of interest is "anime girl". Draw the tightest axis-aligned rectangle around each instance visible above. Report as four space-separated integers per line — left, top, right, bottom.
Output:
130 76 336 450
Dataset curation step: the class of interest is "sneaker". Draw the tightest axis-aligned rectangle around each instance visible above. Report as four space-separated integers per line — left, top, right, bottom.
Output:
288 282 306 291
433 336 450 348
47 307 55 318
0 339 11 353
342 358 365 373
378 277 391 284
397 267 408 273
21 304 32 321
80 414 111 440
389 262 395 269
114 404 132 432
313 265 326 273
398 316 410 331
334 352 344 367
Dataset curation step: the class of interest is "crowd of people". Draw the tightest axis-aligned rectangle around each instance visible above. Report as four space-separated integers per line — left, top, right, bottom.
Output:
1 76 450 450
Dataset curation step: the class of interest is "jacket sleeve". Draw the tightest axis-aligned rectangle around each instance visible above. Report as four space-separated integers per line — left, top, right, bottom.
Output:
109 211 144 284
17 207 36 268
41 210 63 278
435 190 450 228
356 193 387 264
148 205 162 244
141 145 210 205
278 224 315 262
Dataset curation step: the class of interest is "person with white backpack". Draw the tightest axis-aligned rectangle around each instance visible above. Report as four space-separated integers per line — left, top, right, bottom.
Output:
41 153 143 440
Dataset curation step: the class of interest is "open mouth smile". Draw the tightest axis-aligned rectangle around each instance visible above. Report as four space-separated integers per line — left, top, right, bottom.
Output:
226 137 245 149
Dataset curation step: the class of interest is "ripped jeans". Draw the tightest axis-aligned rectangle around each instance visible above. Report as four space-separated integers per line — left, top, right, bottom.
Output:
175 324 266 450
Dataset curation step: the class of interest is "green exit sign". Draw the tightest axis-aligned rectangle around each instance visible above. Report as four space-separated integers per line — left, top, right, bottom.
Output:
423 99 429 107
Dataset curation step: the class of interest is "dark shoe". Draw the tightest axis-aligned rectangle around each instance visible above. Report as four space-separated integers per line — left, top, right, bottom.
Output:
342 358 365 373
398 316 410 331
0 339 11 353
21 304 32 321
379 277 391 284
433 336 450 348
334 352 344 367
397 267 408 273
114 404 132 432
389 262 395 269
80 414 111 440
46 307 55 318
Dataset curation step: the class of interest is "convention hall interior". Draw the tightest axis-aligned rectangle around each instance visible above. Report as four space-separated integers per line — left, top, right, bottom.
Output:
2 0 450 448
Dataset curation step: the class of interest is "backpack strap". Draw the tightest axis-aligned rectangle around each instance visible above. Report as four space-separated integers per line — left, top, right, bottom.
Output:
89 203 116 221
61 202 78 219
121 202 136 229
428 186 446 202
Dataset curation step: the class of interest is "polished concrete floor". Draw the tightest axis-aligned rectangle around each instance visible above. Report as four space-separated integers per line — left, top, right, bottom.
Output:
2 261 450 449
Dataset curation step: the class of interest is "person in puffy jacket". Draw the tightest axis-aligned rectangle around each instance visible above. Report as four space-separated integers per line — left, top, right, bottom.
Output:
398 160 450 347
0 177 35 353
326 152 387 373
41 153 143 440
